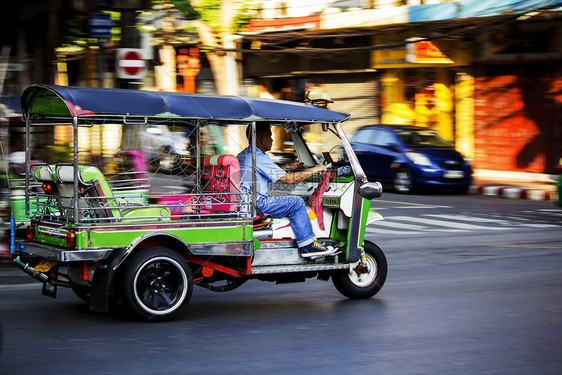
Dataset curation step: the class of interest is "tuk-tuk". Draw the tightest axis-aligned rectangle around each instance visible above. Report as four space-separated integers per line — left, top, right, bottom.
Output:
11 84 386 321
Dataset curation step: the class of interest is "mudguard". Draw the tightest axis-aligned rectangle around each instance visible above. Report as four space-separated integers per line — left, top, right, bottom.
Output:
89 247 127 313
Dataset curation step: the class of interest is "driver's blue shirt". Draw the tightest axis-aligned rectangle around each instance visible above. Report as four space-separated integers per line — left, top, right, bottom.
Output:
237 146 315 248
237 146 286 196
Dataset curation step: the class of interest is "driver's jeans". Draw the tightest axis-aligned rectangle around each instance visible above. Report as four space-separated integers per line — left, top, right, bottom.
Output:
257 194 315 248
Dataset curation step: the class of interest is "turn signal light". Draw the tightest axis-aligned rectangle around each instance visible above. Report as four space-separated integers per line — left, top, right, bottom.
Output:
66 231 76 247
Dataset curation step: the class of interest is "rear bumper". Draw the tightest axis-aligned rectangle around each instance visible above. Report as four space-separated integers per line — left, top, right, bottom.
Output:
15 241 113 262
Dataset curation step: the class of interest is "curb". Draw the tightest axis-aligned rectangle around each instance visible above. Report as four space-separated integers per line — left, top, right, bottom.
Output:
470 185 558 202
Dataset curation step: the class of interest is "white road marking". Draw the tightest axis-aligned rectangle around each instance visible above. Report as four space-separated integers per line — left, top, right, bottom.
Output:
371 220 466 232
387 215 511 230
426 214 558 228
367 210 561 235
376 200 453 209
424 214 509 223
365 228 423 235
532 209 562 217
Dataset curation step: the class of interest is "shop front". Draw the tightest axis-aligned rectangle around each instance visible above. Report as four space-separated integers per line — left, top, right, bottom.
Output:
472 22 562 174
371 31 472 153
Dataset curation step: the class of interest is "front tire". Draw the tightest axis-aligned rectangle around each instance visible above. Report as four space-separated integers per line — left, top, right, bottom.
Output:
332 240 387 299
122 247 193 321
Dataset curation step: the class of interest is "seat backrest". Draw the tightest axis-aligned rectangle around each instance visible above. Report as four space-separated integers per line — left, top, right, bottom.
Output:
202 155 240 212
33 165 121 219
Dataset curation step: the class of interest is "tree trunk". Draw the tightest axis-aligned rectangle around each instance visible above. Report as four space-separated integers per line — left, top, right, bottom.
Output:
193 20 229 95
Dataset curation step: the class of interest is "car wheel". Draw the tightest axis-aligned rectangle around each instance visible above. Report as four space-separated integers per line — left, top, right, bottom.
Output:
332 240 387 299
122 247 193 321
394 168 414 193
454 184 469 194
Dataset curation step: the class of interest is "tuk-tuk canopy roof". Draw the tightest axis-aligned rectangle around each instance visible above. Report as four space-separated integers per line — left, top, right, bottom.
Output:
21 85 349 123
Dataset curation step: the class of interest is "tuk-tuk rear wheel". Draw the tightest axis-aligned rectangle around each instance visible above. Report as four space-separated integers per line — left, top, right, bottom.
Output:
121 247 193 321
332 240 387 299
72 285 91 303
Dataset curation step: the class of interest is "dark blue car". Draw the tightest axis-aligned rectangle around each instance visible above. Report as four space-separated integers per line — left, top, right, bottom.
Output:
351 125 473 193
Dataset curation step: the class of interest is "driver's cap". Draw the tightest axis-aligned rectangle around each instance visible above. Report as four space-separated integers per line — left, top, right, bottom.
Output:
306 92 333 104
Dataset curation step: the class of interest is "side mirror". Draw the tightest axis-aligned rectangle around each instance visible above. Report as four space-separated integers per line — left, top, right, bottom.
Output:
358 181 383 200
322 123 329 132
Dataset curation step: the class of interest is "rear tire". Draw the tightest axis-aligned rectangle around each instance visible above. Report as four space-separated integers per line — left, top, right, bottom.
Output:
122 247 193 321
332 240 387 299
72 286 91 303
454 184 469 194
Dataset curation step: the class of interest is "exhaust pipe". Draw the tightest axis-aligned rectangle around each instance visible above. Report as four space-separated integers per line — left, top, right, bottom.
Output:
253 228 273 240
12 256 49 283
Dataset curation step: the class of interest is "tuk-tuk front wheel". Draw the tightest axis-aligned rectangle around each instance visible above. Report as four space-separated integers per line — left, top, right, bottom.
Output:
122 247 193 321
332 240 387 299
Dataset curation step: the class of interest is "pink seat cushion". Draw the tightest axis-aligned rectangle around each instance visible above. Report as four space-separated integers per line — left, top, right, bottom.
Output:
202 155 240 212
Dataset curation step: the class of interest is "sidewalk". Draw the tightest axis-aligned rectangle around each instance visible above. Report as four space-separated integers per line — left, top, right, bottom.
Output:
470 169 559 202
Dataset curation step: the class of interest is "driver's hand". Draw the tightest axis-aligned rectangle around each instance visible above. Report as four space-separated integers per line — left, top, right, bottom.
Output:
314 164 328 174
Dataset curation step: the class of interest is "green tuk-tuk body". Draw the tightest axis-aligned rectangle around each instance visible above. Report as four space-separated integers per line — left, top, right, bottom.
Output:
11 85 386 321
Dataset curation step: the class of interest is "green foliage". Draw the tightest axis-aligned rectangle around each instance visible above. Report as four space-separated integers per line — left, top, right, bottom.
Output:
171 0 255 34
170 0 200 19
232 1 256 33
198 0 221 31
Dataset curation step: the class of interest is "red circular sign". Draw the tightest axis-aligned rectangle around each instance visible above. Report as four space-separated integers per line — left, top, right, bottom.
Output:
119 50 145 76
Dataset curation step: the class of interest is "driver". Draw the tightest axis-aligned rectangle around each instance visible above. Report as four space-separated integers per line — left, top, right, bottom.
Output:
237 122 336 258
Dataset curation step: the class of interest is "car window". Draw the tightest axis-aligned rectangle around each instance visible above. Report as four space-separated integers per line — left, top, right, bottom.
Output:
352 128 379 145
393 128 452 148
373 130 397 148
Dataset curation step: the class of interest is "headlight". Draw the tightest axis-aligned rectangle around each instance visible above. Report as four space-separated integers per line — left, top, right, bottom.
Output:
406 152 432 166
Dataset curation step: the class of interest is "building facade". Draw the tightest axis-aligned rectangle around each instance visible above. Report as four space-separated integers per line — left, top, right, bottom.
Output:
241 0 562 173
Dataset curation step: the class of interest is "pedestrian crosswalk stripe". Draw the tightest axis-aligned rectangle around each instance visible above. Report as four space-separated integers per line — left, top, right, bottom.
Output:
533 209 562 217
424 214 510 224
365 228 427 235
370 220 466 232
365 212 559 235
425 214 558 228
386 215 511 230
374 200 452 209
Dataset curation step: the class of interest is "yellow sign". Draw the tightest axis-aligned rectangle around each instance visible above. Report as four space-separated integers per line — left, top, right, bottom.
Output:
372 33 468 68
406 38 454 64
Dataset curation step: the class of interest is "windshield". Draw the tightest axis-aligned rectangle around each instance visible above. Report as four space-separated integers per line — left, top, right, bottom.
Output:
393 128 452 148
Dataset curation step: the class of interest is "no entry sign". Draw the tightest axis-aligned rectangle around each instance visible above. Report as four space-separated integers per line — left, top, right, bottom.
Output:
116 48 146 79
